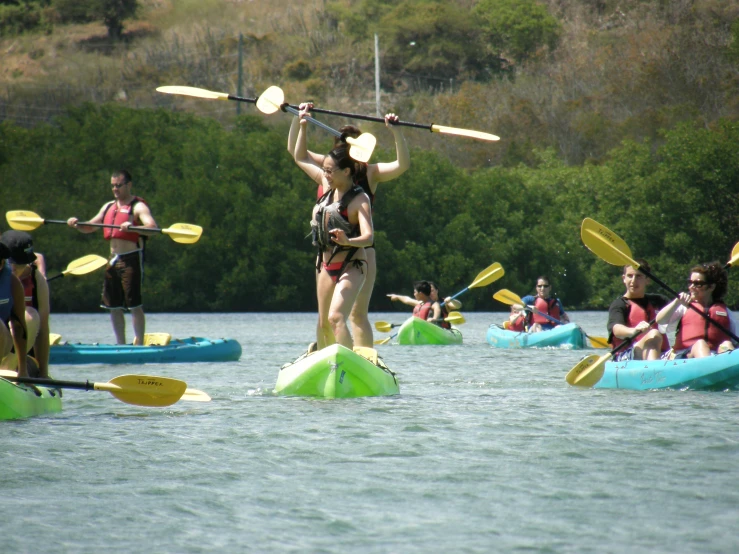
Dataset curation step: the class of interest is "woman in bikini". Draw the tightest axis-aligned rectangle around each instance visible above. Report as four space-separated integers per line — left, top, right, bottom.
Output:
288 103 409 348
294 108 375 349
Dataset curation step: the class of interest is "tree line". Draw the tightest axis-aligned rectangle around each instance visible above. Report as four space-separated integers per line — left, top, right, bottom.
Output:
2 103 738 313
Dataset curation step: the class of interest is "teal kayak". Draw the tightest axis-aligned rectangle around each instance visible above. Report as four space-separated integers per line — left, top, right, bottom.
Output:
486 322 586 349
594 349 739 390
396 317 463 345
49 336 242 365
275 344 399 398
0 374 62 420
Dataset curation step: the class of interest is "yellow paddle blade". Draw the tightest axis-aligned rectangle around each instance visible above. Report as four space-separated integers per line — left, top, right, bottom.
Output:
565 353 611 387
581 218 636 267
182 388 211 402
156 86 229 100
469 262 505 289
493 289 523 306
726 242 739 268
374 321 394 333
430 125 500 142
346 133 377 163
6 210 45 231
256 85 284 114
162 223 203 244
49 333 62 345
445 312 465 325
95 375 187 407
374 336 392 346
63 255 108 276
588 335 611 349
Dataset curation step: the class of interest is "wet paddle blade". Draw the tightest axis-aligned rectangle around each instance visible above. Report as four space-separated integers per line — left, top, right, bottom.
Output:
469 262 505 289
97 375 187 407
588 335 611 349
374 336 393 346
162 223 203 244
493 289 524 306
6 210 45 231
256 86 284 114
156 86 229 100
182 388 211 402
565 353 611 387
580 218 636 267
445 313 465 325
374 321 394 333
430 125 500 142
726 242 739 268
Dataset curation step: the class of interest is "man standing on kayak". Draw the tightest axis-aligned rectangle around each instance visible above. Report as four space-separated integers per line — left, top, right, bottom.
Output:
67 170 158 345
607 259 670 361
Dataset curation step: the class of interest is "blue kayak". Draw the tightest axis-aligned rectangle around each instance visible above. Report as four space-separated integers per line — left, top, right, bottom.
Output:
486 322 586 349
49 337 242 365
594 349 739 390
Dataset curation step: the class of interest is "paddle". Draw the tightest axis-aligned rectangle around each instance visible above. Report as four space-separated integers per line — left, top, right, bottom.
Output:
156 85 500 142
46 254 108 282
440 262 505 308
580 218 739 343
6 210 202 245
1 373 187 407
374 312 466 344
492 289 610 348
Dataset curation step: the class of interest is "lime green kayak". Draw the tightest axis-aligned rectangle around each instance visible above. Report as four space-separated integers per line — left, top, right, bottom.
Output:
0 376 63 421
275 344 399 398
396 316 463 345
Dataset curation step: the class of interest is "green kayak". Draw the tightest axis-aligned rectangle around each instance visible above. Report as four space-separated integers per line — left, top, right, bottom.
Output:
396 316 463 345
275 344 399 398
0 374 63 421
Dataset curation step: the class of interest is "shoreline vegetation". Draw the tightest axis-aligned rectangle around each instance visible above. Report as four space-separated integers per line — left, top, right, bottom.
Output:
2 0 738 312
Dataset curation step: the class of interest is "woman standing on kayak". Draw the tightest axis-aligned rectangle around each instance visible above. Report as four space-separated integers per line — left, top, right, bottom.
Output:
294 108 375 349
0 242 29 378
520 276 570 332
657 261 737 358
288 103 409 348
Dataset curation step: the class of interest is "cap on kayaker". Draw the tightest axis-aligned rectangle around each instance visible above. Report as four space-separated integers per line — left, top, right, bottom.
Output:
0 230 37 264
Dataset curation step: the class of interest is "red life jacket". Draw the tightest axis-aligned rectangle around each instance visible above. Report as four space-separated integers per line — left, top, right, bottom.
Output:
530 297 561 325
413 301 433 321
611 298 670 351
673 302 732 351
102 197 147 244
20 266 36 309
437 303 451 329
509 314 526 332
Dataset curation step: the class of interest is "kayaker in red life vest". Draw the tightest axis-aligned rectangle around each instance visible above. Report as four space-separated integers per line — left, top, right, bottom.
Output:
519 276 570 333
66 170 158 346
656 261 737 359
0 242 29 378
607 259 671 361
288 103 409 349
507 305 527 332
388 280 443 323
1 231 50 378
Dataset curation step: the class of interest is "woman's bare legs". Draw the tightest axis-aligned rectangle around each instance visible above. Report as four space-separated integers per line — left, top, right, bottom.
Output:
349 248 376 347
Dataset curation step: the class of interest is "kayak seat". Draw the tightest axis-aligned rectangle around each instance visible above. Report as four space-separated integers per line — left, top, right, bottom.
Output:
144 333 172 346
49 333 63 345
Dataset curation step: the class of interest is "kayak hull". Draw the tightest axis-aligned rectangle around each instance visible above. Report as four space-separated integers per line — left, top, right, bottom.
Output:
486 322 586 349
275 344 399 398
595 349 739 390
0 377 62 420
396 317 463 345
49 337 242 365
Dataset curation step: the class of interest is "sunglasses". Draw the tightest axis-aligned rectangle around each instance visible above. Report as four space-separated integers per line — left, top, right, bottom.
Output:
687 280 709 288
111 182 129 188
536 284 550 288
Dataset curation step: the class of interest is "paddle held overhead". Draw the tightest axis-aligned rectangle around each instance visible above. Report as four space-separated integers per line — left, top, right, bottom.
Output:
156 85 499 142
6 210 202 244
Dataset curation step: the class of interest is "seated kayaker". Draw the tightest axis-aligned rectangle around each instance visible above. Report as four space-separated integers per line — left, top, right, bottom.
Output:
0 241 30 378
520 276 570 332
607 259 670 361
2 231 50 378
429 282 461 329
388 280 442 324
657 261 737 359
506 305 527 332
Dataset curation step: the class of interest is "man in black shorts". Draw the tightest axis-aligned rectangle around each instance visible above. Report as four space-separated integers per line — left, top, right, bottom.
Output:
67 170 157 345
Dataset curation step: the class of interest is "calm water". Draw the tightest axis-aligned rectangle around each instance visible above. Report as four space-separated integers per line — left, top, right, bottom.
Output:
2 311 738 553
